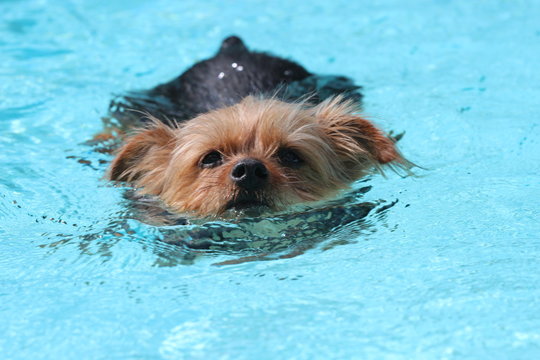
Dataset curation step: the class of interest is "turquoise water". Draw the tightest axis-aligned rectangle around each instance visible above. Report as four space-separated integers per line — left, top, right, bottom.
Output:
1 0 539 359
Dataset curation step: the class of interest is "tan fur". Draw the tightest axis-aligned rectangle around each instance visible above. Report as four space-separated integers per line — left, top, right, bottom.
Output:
108 95 409 217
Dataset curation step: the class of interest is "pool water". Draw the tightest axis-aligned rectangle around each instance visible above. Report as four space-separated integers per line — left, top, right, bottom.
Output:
1 0 539 359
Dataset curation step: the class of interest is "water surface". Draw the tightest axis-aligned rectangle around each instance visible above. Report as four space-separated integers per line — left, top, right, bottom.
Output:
1 0 539 359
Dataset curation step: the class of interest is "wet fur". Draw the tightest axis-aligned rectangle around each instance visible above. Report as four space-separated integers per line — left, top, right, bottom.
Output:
109 96 408 216
106 36 409 217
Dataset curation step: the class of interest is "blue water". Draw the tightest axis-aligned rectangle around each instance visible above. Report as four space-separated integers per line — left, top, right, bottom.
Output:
1 0 539 358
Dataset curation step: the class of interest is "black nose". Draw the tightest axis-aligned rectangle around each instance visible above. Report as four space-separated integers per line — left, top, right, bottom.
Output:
230 158 268 191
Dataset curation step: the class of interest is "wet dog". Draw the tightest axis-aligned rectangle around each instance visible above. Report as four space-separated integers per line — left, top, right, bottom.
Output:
105 36 409 217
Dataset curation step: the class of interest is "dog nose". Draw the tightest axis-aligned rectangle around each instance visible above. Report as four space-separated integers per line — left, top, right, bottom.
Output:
230 158 268 191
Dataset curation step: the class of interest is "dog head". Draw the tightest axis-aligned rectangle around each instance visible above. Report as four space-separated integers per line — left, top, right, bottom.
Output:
108 96 408 217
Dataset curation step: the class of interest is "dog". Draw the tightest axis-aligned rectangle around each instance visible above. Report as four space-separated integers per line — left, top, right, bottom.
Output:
105 36 410 217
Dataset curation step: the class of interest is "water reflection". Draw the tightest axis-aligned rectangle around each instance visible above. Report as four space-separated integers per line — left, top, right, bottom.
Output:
36 182 397 266
31 146 401 266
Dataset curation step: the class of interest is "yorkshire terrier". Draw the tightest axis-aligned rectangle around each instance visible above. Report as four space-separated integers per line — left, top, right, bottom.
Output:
105 36 409 217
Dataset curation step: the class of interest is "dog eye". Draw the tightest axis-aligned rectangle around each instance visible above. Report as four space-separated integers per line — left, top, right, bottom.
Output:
200 151 223 168
277 148 303 168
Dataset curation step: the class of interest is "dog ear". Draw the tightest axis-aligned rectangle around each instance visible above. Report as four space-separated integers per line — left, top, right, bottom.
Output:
313 97 400 165
108 124 176 182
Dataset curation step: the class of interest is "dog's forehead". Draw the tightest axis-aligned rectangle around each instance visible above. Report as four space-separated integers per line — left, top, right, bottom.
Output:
184 100 320 153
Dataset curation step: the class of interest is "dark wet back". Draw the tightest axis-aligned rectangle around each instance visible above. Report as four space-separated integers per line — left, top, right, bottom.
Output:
109 36 363 127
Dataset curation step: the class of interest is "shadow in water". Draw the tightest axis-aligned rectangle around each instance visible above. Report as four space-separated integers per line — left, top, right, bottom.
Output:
31 183 398 266
36 150 399 266
121 184 397 266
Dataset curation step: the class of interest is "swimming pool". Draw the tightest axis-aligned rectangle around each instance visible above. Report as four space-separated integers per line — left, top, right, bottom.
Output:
1 0 539 358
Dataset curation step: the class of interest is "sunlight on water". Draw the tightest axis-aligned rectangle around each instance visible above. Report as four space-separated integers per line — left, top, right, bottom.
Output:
1 0 539 359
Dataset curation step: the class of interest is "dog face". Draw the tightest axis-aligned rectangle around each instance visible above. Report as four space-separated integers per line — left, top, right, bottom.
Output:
108 96 407 217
